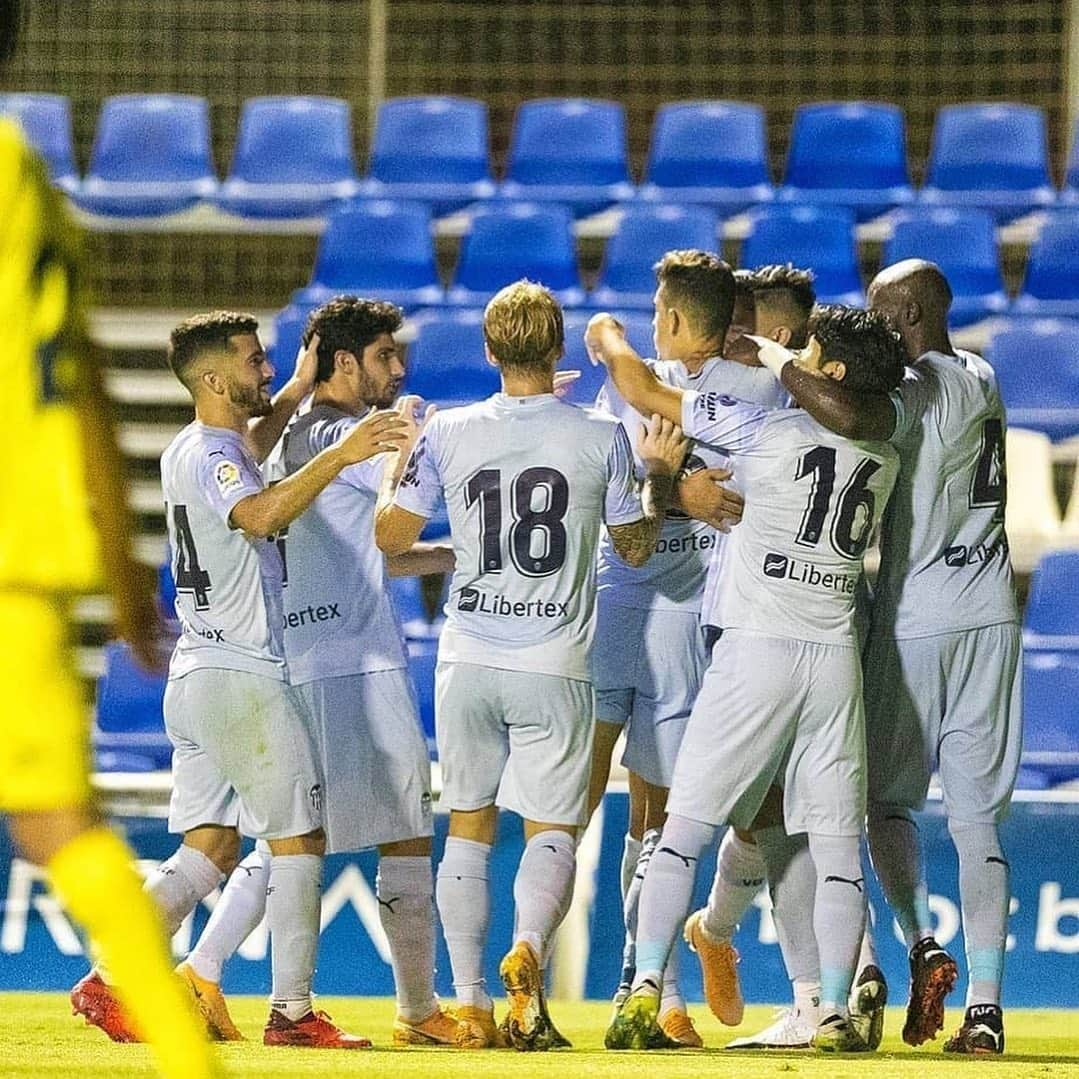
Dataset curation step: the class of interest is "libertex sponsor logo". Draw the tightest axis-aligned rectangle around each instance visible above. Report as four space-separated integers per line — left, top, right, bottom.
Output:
761 552 857 595
457 587 568 618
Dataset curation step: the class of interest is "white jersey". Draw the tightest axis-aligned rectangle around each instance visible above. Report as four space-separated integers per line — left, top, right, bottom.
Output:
267 403 408 686
596 357 790 612
873 349 1018 638
161 422 286 681
394 392 643 681
681 391 899 645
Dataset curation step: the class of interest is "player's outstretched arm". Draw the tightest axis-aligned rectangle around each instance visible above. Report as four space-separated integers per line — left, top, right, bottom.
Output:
232 409 407 538
386 543 455 577
245 332 321 463
608 414 686 567
585 313 685 426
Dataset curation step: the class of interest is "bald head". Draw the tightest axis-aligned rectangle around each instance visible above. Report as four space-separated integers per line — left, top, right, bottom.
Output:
868 259 953 360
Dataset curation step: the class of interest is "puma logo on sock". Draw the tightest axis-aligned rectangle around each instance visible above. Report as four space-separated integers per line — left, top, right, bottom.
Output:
824 874 865 893
658 847 698 869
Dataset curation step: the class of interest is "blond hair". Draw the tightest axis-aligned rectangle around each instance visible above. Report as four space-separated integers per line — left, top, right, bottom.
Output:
483 280 564 374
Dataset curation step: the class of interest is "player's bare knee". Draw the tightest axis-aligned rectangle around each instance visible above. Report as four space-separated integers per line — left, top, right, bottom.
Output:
448 805 498 846
9 806 99 866
523 820 578 843
268 828 325 857
379 836 431 858
183 825 241 874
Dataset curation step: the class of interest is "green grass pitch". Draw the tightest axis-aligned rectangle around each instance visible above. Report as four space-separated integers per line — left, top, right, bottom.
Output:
1 995 1077 1077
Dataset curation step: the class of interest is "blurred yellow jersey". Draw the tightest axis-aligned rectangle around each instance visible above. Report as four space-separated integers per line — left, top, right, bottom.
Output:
0 118 102 592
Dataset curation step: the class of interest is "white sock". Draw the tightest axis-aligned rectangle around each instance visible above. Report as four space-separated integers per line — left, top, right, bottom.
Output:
660 944 685 1015
867 807 933 948
858 902 880 972
188 848 270 983
267 853 322 1021
793 977 822 1022
619 833 643 979
513 830 577 967
378 855 437 1022
703 829 766 941
621 834 642 898
436 837 492 1010
146 843 224 936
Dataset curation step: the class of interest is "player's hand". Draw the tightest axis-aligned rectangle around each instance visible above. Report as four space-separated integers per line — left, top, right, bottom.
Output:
336 408 409 464
115 561 169 673
792 334 825 376
724 333 765 367
393 393 436 459
678 467 745 532
290 332 320 394
638 413 688 476
553 369 582 398
584 313 626 366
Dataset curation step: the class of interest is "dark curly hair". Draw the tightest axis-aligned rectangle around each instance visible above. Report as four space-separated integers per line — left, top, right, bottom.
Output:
303 296 404 383
807 304 905 394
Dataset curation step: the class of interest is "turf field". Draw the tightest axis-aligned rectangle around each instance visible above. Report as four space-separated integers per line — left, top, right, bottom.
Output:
1 996 1077 1077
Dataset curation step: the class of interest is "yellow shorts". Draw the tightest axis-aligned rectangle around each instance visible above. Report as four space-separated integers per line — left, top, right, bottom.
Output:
0 593 92 813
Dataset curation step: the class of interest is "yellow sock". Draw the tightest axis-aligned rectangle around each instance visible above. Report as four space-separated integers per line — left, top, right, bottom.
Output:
48 826 220 1079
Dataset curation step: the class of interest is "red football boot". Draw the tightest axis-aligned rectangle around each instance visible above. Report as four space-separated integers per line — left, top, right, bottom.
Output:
263 1008 372 1049
70 971 140 1043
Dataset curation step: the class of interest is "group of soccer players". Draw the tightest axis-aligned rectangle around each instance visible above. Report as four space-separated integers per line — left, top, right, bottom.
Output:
63 237 1019 1063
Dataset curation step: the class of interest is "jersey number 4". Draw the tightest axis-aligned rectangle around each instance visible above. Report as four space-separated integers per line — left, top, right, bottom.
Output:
465 467 569 578
969 418 1006 522
170 504 212 610
794 446 881 559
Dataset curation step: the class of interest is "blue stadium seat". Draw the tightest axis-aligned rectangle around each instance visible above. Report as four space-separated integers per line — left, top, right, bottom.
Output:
1021 649 1079 784
445 202 585 308
589 204 719 311
0 92 79 192
216 96 360 218
158 556 177 620
267 304 315 394
561 311 656 407
94 640 171 769
1014 214 1079 318
1024 549 1079 649
73 94 217 217
919 103 1057 222
498 98 635 217
985 320 1079 442
292 200 444 310
404 308 499 404
358 96 495 216
638 101 774 217
407 636 438 753
1063 119 1079 205
884 209 1009 326
777 102 914 221
741 205 864 305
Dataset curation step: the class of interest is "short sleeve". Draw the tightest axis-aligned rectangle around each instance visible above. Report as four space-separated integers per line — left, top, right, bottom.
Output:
198 443 264 528
680 390 766 454
393 420 443 520
603 423 645 525
339 454 385 495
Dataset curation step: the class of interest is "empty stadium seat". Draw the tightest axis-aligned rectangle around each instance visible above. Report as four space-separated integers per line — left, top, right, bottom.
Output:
94 640 171 769
561 311 656 407
985 320 1079 442
777 101 914 221
292 200 444 310
0 92 78 192
389 573 448 640
919 103 1057 221
1062 465 1079 542
1014 213 1079 318
884 209 1009 326
638 101 774 216
267 304 315 394
445 202 585 308
1063 120 1079 205
407 636 438 751
741 205 864 305
217 96 360 218
589 204 719 311
73 94 217 217
1024 548 1079 648
498 98 635 216
158 557 177 620
404 308 499 403
1005 428 1060 572
1021 649 1079 783
358 95 495 215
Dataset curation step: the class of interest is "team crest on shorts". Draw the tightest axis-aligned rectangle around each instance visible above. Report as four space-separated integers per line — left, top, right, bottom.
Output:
309 783 323 813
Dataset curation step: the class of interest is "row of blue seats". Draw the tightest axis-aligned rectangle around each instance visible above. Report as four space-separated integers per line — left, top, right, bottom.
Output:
277 197 1079 325
95 550 1079 785
266 304 1079 446
4 92 1078 222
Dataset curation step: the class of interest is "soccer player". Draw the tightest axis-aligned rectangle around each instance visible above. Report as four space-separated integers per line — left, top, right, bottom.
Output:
586 252 787 1047
0 118 219 1078
589 304 904 1053
775 259 1021 1055
73 311 409 1049
179 296 483 1048
376 280 685 1050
